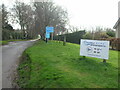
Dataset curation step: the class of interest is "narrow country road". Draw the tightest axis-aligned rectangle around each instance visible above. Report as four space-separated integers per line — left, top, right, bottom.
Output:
1 40 37 88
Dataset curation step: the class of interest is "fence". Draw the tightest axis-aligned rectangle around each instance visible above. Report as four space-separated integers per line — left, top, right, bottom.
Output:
100 38 120 51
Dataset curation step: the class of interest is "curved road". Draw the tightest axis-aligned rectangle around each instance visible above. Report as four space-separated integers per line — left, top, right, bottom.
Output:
1 40 37 88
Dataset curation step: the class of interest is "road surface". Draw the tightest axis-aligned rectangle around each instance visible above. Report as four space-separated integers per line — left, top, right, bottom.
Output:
1 40 37 89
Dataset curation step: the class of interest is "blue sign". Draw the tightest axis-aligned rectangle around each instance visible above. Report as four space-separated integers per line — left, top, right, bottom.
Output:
45 32 50 38
46 27 54 33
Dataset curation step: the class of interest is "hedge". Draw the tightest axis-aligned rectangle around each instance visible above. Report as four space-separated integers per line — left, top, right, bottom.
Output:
53 30 86 44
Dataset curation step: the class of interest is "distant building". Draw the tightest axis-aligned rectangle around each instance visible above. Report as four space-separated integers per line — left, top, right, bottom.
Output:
113 2 120 38
113 18 120 38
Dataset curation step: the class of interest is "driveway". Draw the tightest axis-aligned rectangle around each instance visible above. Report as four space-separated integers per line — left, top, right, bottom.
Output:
1 40 37 89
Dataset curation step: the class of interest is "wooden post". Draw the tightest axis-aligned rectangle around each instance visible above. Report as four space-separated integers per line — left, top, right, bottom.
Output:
63 35 66 46
51 32 53 40
58 36 60 43
83 56 86 58
46 38 48 43
59 38 60 43
103 59 106 63
83 56 86 60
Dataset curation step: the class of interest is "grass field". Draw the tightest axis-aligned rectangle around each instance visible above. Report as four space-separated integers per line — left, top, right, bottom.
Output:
17 40 119 88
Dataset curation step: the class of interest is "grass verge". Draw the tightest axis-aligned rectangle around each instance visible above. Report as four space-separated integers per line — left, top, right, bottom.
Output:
0 39 30 45
16 51 31 88
17 40 119 88
0 41 8 45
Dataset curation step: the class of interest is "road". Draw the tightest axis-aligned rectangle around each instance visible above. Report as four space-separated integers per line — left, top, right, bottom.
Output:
1 40 37 89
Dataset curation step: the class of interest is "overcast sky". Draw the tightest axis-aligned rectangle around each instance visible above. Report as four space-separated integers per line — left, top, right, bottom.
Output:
1 0 120 30
54 0 119 30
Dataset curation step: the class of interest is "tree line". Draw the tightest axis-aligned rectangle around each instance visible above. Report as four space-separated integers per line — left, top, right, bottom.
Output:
1 0 115 41
1 0 68 40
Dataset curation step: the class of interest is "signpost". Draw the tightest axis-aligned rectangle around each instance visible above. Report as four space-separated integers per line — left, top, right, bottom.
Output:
45 26 54 43
45 32 50 38
80 39 109 62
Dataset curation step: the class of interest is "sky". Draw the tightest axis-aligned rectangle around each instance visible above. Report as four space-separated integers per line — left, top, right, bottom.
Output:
1 0 120 30
54 0 119 30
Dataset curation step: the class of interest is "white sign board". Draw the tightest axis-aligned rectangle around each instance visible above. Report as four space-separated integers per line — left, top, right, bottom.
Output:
80 39 109 59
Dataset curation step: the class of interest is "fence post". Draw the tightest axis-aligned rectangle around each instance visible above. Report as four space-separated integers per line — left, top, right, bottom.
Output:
103 59 106 63
63 35 66 46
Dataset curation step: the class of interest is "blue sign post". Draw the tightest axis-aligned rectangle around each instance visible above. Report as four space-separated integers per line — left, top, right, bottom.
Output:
45 27 54 43
45 32 50 38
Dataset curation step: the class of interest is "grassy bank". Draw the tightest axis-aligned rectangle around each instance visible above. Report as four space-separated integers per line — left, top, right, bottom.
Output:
17 41 119 88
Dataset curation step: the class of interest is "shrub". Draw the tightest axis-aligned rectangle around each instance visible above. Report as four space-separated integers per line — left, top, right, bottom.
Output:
83 32 93 39
106 30 115 37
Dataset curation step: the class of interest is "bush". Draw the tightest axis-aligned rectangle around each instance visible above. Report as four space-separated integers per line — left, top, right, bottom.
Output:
2 29 24 40
106 30 115 37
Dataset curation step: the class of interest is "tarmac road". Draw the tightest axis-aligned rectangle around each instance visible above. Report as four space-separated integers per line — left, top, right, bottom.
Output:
1 40 37 88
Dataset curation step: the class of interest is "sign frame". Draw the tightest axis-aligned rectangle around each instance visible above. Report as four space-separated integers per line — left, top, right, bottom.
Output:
46 27 54 33
80 39 110 60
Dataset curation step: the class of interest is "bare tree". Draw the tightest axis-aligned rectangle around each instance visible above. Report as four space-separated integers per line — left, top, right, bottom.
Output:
11 1 35 38
68 25 80 33
2 4 8 29
34 1 68 39
10 0 68 39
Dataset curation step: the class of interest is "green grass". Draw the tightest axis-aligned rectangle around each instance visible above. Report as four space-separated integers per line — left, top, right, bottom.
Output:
0 39 30 45
0 41 8 45
17 41 119 88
